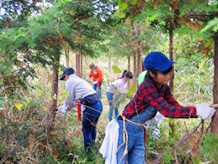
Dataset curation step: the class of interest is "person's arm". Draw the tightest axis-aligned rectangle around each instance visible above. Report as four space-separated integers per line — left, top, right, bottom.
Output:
141 83 197 118
88 70 93 78
64 81 76 110
110 79 122 93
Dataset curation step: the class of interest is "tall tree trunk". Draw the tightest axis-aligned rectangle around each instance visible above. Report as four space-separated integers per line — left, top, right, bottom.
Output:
169 27 175 135
80 53 83 78
128 56 131 71
137 42 142 76
133 53 137 85
131 23 137 85
137 47 142 75
169 29 174 91
49 59 60 129
128 56 131 89
76 52 81 77
136 26 142 76
211 31 218 134
65 47 69 67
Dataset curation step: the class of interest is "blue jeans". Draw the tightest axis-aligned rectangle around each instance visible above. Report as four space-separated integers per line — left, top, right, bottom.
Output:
93 82 102 99
82 100 103 149
106 92 119 121
116 107 157 164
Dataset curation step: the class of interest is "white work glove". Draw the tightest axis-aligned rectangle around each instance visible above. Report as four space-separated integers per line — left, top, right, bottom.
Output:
196 103 215 120
58 105 68 114
93 81 98 84
86 77 90 81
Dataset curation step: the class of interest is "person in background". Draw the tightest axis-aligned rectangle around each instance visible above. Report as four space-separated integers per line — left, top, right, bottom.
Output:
113 52 215 164
58 67 103 160
137 64 147 86
106 70 133 121
87 63 103 99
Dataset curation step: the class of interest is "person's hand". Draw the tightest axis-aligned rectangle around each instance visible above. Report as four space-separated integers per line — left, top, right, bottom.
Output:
196 103 215 120
58 105 68 114
86 77 90 81
93 81 97 84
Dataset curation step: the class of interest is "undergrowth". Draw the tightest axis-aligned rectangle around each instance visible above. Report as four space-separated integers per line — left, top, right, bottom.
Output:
0 56 216 163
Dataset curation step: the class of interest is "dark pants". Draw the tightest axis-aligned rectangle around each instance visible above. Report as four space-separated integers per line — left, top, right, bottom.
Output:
82 100 103 149
93 82 102 99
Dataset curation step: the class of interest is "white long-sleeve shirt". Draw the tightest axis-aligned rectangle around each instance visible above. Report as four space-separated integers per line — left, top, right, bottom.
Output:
64 74 96 110
106 78 127 94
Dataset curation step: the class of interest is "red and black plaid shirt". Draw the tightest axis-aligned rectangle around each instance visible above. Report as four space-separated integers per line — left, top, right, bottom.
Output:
122 73 197 119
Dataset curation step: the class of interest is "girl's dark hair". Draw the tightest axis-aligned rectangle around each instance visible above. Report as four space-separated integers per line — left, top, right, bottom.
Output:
121 70 127 78
148 66 173 76
121 70 133 79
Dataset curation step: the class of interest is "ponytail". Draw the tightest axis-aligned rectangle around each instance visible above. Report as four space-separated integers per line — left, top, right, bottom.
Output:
121 70 128 78
120 70 133 79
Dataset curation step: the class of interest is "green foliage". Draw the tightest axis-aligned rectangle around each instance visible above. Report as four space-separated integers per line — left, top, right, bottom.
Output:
128 83 137 97
162 152 174 164
118 2 128 11
115 11 126 18
131 0 138 5
112 64 122 73
0 0 217 163
201 17 218 33
0 0 42 29
200 133 218 163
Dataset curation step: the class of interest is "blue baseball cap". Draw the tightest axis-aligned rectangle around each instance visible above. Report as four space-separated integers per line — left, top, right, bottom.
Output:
144 52 175 72
60 67 75 80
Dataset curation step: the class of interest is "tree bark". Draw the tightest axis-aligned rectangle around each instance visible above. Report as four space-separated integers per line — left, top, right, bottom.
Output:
76 52 81 77
169 29 174 91
49 63 59 129
128 56 131 89
211 31 218 134
133 53 137 85
65 47 69 67
80 53 83 78
136 27 142 76
137 42 142 76
169 27 175 135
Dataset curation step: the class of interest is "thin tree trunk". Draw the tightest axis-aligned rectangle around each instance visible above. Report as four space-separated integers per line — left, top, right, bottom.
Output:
49 62 59 129
133 53 137 85
169 27 175 135
128 56 131 89
128 56 131 71
169 29 174 91
211 31 218 134
137 42 142 75
131 23 137 85
136 26 142 76
76 52 81 77
65 47 69 67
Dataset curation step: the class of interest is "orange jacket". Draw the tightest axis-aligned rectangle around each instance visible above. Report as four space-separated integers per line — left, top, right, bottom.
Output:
88 66 103 82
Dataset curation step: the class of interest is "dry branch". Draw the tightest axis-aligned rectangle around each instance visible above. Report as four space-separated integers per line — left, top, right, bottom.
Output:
152 120 203 164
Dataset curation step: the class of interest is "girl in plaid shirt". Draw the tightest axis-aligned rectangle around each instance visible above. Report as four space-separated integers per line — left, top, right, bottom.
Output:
115 52 215 164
